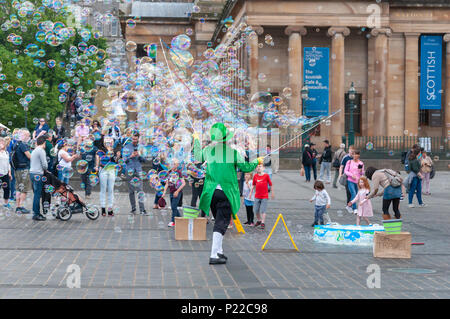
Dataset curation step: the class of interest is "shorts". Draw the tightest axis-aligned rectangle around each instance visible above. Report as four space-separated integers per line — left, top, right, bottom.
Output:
254 198 268 214
15 169 31 193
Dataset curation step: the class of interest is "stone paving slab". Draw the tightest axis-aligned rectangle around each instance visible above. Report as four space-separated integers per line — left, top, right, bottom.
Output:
0 171 449 298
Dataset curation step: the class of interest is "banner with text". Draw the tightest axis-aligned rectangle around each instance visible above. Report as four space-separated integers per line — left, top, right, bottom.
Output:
303 47 330 117
420 35 442 110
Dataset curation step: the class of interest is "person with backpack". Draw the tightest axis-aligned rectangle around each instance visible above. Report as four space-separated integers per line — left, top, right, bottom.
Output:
12 129 32 214
365 167 403 220
403 144 420 172
301 144 314 182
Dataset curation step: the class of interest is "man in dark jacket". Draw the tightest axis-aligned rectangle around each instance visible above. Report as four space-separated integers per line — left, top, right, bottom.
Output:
310 143 318 181
301 144 314 182
319 139 332 183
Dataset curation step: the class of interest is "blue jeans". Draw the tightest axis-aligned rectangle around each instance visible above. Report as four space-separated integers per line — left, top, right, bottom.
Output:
348 181 358 210
408 176 423 205
10 170 16 200
170 192 182 222
304 165 312 181
30 173 43 217
58 170 69 184
314 205 326 224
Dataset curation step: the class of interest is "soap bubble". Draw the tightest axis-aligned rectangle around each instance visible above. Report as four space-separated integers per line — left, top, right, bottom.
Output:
365 142 374 151
171 34 191 50
76 160 89 174
126 41 137 52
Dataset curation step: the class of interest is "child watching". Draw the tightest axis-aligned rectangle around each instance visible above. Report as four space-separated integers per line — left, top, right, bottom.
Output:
242 172 255 226
251 164 274 230
162 160 186 227
310 181 331 226
347 176 373 225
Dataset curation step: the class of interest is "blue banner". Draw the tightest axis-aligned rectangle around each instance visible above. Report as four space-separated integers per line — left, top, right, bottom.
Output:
420 35 442 110
303 47 329 116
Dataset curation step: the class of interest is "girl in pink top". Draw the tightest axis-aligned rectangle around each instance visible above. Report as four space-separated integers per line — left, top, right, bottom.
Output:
344 150 364 214
348 176 373 225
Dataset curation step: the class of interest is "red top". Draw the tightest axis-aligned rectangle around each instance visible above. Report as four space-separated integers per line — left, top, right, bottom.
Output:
253 173 272 199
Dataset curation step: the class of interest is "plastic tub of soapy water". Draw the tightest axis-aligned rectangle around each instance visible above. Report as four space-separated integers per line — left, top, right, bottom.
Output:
382 219 402 234
313 223 385 246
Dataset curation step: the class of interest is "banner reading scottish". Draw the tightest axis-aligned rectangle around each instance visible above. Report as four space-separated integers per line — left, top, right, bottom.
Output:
420 35 443 110
303 47 330 117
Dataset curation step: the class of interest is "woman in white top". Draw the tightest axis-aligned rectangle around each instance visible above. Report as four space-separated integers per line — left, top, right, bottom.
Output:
0 137 11 208
57 141 80 184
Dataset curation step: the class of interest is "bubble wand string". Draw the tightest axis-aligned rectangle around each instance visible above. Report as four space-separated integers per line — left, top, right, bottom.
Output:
263 109 342 158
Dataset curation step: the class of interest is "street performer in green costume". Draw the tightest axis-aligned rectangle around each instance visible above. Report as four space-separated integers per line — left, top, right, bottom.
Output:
193 123 263 265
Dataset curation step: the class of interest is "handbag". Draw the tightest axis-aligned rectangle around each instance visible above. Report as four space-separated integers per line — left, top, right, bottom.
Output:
339 174 347 186
300 167 305 177
430 166 435 179
383 169 403 188
332 158 340 168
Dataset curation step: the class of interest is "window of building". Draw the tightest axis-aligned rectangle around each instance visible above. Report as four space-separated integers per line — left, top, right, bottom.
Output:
111 17 118 37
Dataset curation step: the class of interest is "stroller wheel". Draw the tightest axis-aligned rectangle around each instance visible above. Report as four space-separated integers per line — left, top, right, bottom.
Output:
85 206 100 220
57 207 72 221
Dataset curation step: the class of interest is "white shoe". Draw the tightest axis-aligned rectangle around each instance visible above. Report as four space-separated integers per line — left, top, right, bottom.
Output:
418 203 427 208
353 209 358 215
346 206 353 214
408 204 415 208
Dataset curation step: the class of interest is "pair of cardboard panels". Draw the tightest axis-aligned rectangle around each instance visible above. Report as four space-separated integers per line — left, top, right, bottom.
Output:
174 217 207 240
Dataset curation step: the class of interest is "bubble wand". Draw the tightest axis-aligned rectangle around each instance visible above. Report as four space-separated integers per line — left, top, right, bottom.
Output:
263 109 342 158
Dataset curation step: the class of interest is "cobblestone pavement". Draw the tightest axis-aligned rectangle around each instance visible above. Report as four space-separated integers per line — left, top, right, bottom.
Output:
0 170 449 299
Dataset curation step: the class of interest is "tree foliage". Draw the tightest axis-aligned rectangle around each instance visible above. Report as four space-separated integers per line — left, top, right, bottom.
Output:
0 0 107 129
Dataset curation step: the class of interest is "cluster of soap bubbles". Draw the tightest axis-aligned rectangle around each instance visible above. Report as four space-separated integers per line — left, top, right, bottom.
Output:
0 0 106 112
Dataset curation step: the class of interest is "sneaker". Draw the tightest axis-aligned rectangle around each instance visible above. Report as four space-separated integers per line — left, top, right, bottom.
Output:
32 214 46 221
418 203 427 208
243 221 249 225
227 225 233 229
3 203 11 209
353 209 358 215
311 222 317 227
101 208 106 216
408 204 415 208
168 222 175 227
346 206 353 214
108 210 114 217
21 208 31 214
261 223 265 229
130 209 137 215
254 221 262 227
140 210 148 215
249 223 255 226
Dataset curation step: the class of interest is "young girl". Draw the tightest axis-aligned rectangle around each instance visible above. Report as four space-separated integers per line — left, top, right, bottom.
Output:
242 172 255 226
310 181 331 226
348 176 373 225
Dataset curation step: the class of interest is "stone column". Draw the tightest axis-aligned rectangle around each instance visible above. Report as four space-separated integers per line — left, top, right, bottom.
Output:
285 26 307 116
371 28 391 137
249 25 263 97
404 33 420 137
444 34 450 140
328 27 350 147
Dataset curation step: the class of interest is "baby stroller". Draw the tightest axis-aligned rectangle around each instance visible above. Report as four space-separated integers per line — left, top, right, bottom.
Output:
43 170 100 221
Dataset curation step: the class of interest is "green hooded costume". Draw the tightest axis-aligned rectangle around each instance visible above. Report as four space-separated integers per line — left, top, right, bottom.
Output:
194 123 259 218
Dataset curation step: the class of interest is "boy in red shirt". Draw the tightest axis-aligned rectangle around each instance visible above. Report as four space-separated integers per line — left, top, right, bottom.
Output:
251 164 274 229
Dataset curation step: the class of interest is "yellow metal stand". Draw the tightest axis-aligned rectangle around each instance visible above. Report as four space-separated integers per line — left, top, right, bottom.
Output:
261 214 299 251
233 214 245 234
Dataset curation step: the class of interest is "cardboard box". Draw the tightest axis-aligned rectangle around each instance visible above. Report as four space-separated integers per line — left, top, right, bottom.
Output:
175 217 207 240
373 232 411 259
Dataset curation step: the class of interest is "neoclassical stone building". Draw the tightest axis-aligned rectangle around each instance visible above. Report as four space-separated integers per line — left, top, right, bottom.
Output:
214 0 450 147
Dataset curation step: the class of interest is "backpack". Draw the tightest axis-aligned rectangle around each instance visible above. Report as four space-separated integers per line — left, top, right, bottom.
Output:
383 169 403 188
11 142 24 170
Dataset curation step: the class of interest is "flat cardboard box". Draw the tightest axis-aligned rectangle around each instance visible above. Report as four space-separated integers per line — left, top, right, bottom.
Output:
373 231 411 259
175 217 207 241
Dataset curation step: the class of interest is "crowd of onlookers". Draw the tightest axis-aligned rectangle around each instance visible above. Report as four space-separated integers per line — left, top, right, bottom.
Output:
300 140 435 226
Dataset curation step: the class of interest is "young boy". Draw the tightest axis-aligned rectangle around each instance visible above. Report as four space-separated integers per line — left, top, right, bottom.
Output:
251 164 274 229
310 181 331 226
